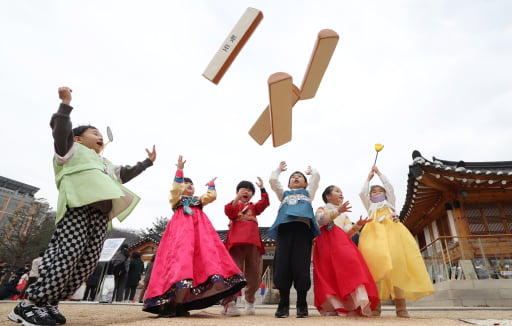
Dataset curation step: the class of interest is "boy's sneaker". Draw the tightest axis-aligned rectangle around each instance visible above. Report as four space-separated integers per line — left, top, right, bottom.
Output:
221 301 240 317
8 301 56 326
45 304 66 325
245 301 256 315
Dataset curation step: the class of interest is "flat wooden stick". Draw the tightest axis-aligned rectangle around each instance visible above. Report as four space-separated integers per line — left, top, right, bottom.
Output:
268 72 293 147
202 7 263 84
299 29 339 100
248 29 339 146
249 84 300 145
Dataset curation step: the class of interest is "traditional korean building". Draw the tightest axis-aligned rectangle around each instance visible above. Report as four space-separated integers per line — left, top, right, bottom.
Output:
399 150 512 306
128 234 160 264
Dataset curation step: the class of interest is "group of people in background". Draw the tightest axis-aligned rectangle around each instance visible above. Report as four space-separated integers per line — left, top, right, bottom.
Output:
0 252 43 301
80 248 152 303
6 86 433 326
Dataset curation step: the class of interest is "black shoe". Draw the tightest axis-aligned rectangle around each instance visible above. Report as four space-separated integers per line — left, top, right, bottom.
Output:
175 304 190 317
274 302 289 318
46 304 66 325
8 302 56 326
158 303 176 318
296 303 308 318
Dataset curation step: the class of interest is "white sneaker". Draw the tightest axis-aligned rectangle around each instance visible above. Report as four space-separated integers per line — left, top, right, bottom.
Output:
221 301 240 316
322 311 337 316
245 301 255 315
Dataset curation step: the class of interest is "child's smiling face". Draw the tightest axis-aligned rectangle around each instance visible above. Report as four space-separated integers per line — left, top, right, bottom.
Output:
288 172 308 189
326 186 344 205
74 127 104 154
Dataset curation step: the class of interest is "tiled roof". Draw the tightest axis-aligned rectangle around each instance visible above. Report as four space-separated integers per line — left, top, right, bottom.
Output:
128 233 161 249
399 150 512 232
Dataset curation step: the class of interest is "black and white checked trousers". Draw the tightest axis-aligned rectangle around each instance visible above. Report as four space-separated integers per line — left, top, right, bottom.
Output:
26 205 109 305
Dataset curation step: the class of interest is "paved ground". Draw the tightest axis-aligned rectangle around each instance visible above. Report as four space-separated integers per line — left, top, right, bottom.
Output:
1 301 511 326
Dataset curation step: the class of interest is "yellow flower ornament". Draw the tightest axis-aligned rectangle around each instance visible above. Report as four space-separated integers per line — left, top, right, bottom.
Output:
373 143 384 166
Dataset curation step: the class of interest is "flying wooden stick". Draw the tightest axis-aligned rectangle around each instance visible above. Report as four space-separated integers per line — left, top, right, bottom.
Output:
248 29 339 146
299 29 339 100
249 84 300 145
268 73 293 147
202 7 263 85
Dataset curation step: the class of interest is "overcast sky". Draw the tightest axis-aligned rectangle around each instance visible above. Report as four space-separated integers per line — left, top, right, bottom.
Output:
2 0 512 233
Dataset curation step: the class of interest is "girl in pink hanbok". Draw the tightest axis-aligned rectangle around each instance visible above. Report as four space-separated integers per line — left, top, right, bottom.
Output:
143 155 246 317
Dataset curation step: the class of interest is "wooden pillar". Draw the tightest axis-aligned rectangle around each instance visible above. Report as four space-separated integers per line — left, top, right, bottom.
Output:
451 200 474 259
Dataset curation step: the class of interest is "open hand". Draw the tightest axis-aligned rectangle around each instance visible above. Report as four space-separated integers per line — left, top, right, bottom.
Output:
145 145 157 162
337 201 352 214
206 177 217 186
176 155 186 170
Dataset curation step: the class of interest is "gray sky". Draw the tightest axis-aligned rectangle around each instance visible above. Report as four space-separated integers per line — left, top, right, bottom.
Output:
2 0 512 232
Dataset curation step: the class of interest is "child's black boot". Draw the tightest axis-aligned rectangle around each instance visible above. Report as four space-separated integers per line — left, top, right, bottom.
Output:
275 289 290 318
296 291 308 318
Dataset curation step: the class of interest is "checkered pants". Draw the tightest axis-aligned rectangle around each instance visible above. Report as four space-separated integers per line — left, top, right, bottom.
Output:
26 205 109 305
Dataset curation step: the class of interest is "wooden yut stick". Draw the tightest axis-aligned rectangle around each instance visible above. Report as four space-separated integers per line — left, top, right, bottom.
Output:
268 72 293 147
299 29 339 100
202 7 263 84
248 84 300 145
248 29 339 146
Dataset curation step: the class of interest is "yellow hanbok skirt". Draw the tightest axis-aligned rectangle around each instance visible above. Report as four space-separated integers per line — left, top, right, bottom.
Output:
358 206 434 301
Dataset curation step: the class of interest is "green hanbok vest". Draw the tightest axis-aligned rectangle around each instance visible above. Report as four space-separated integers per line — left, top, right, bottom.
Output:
53 143 140 224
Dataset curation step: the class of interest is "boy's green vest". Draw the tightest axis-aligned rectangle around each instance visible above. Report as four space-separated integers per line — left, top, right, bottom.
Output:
53 143 140 224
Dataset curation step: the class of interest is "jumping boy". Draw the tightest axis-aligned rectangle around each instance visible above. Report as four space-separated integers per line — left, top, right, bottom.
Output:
8 86 156 326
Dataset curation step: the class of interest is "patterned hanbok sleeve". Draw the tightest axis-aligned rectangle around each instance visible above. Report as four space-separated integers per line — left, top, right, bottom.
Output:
199 180 217 206
169 169 184 208
315 206 337 227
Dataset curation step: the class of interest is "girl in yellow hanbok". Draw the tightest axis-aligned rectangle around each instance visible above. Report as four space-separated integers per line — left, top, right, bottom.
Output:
358 166 434 318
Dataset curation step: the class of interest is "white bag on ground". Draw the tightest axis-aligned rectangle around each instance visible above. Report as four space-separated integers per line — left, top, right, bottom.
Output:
99 275 115 303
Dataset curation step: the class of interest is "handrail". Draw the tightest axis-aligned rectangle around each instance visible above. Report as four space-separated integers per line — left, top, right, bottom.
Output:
420 234 512 252
419 234 512 282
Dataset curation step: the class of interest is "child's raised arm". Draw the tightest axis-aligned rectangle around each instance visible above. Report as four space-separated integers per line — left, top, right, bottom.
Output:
169 155 186 207
306 166 320 200
51 86 74 157
269 162 286 201
200 177 217 206
119 146 156 183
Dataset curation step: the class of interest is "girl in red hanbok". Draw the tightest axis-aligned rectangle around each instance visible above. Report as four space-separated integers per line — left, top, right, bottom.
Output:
143 155 246 317
313 185 379 316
